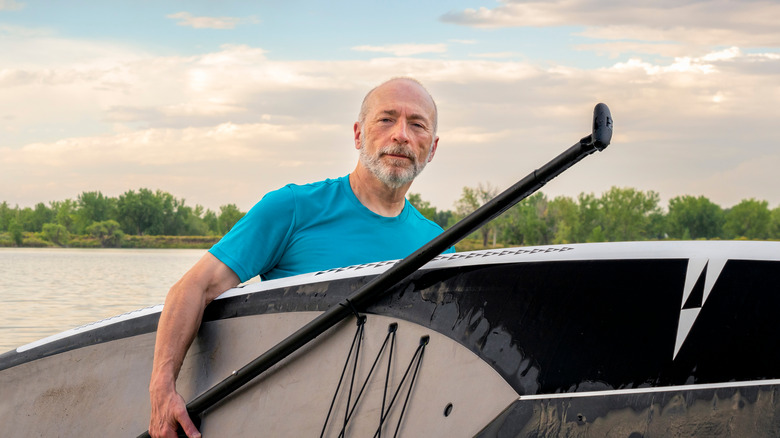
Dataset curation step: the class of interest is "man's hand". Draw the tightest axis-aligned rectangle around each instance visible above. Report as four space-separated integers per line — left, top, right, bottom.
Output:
149 386 201 438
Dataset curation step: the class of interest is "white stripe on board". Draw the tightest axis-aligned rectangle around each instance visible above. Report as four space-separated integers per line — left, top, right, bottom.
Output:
516 379 780 401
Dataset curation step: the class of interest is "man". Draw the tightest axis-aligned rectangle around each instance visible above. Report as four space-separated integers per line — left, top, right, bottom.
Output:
148 77 449 438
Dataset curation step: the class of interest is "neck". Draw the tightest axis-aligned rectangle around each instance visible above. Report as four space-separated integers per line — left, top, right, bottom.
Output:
349 166 410 217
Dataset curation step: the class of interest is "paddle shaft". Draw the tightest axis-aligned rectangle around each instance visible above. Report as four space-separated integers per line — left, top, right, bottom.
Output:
139 104 612 437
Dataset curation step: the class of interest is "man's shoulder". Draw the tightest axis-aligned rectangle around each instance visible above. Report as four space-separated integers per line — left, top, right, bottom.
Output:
405 202 445 232
257 176 346 207
283 176 347 196
270 176 352 215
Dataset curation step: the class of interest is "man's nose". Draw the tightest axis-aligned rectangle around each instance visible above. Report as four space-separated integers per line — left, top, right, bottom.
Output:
391 120 410 144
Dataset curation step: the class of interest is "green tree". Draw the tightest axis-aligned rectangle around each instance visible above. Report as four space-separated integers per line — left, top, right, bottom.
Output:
17 207 35 232
723 199 771 239
9 219 23 246
51 199 77 233
203 209 219 235
182 204 209 235
587 225 607 242
770 206 780 239
666 195 724 239
454 186 480 242
647 209 667 241
117 189 166 235
217 204 244 234
42 223 71 246
547 196 579 244
86 220 125 247
0 201 13 232
27 202 54 232
454 183 498 246
577 193 605 243
599 187 661 241
159 191 185 235
76 192 116 234
501 193 550 246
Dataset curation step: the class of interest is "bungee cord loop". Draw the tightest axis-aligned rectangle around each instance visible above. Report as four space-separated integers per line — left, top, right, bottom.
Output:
320 317 429 438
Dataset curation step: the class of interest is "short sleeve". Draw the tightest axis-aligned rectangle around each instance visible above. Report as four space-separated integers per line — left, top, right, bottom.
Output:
208 186 296 282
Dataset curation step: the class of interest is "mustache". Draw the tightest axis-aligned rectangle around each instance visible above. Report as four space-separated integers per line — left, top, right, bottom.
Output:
378 144 414 160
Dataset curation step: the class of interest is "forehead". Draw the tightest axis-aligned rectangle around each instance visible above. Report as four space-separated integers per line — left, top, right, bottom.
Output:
366 80 436 122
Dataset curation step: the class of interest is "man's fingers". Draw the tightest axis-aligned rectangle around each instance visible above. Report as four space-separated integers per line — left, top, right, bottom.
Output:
149 390 200 438
179 420 201 438
175 408 201 438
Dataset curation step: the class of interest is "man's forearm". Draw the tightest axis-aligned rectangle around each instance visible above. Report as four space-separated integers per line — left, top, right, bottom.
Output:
150 253 238 388
150 279 208 392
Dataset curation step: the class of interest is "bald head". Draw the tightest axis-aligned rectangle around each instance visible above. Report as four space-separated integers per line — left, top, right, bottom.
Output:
358 77 438 136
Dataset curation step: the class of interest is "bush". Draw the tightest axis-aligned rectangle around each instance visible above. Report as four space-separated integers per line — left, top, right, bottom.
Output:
42 223 71 246
24 233 55 247
86 220 125 248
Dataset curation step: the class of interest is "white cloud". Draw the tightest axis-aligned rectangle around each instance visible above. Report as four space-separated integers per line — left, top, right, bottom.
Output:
574 41 686 59
1 30 780 211
611 56 718 75
0 121 346 210
4 122 299 167
578 25 780 52
351 44 448 56
691 154 780 208
0 0 23 11
166 12 257 30
442 1 780 58
442 0 780 31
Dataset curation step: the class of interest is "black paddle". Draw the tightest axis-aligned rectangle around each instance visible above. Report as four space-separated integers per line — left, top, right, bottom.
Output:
139 103 613 438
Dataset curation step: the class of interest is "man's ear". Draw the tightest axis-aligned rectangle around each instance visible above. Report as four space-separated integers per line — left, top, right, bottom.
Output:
353 122 362 150
427 137 439 162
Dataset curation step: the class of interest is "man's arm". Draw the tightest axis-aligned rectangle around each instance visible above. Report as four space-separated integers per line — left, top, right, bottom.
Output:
148 252 240 438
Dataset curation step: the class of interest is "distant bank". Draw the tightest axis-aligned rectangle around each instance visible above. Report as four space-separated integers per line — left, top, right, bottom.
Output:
0 231 490 251
0 232 221 249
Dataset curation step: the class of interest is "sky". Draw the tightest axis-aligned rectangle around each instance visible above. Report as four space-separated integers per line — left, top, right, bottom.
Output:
1 0 779 213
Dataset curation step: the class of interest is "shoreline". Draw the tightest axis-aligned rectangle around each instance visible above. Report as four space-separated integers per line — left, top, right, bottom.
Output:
0 232 221 249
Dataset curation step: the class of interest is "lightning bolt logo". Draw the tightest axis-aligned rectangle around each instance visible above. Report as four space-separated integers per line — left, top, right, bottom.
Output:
673 257 728 359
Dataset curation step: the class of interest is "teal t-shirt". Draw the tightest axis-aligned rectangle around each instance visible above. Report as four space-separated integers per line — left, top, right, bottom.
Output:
209 175 453 282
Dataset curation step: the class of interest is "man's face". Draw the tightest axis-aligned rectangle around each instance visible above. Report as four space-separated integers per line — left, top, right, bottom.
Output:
355 80 439 189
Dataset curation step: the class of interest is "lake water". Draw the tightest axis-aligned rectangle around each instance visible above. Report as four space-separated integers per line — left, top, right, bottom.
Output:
0 247 206 353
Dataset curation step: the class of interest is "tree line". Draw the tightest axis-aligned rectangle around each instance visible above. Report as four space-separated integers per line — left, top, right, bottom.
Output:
0 189 244 247
2 185 779 249
410 185 780 248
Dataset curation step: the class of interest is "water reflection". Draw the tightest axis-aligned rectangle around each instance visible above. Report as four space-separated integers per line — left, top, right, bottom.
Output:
0 248 205 353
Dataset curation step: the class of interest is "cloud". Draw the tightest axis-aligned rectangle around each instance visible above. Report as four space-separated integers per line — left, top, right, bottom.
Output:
1 31 779 211
166 12 257 29
351 43 448 56
442 0 780 57
442 0 780 30
573 41 687 59
4 122 298 167
0 0 23 11
578 24 780 51
0 121 346 210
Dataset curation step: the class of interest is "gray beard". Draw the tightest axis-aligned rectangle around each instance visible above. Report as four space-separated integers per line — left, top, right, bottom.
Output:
359 141 428 189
